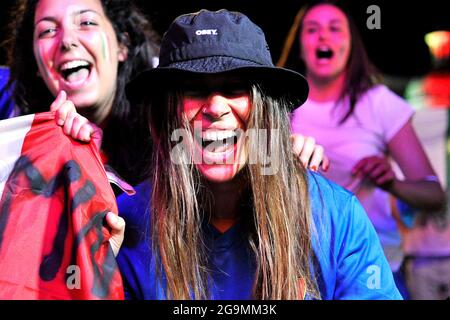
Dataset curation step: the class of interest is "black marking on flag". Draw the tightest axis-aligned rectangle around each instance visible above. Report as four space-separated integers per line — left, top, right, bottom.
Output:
0 155 117 298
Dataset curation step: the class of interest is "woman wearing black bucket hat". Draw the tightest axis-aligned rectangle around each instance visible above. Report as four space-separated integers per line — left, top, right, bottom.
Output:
58 9 401 299
113 9 401 300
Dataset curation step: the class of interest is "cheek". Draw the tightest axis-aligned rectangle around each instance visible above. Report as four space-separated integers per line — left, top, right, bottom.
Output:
99 29 122 63
234 97 251 122
182 99 202 122
299 45 306 61
100 32 111 61
300 35 315 61
33 43 45 71
80 32 111 62
33 41 57 83
98 26 125 64
337 38 351 64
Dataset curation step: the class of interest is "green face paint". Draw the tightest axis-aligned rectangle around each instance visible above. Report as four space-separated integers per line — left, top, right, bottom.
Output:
101 32 110 61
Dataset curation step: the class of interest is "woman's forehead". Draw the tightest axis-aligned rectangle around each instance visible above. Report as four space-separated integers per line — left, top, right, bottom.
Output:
303 4 348 25
35 0 105 22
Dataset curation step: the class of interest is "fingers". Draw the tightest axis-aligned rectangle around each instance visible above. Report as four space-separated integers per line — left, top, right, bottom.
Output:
55 99 93 142
50 90 67 112
291 134 305 159
91 126 103 151
352 158 368 175
320 154 330 172
290 134 329 172
55 99 76 126
106 212 125 234
308 145 324 172
375 171 395 186
370 163 389 180
352 156 379 175
65 113 94 142
105 212 125 257
351 156 395 188
299 136 316 168
78 124 94 142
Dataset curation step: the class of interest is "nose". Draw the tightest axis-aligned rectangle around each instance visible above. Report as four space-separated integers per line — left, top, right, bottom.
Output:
202 93 231 119
60 26 78 52
318 28 328 41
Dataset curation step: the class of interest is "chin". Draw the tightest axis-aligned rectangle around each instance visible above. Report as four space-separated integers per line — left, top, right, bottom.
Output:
198 164 239 183
66 93 98 110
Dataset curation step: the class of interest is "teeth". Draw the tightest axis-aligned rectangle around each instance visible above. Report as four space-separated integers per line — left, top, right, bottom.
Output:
60 60 90 71
316 46 333 59
318 45 331 51
202 130 236 141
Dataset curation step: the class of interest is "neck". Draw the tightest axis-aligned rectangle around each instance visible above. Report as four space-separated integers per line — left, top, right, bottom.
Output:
307 72 346 102
206 174 247 233
78 97 115 128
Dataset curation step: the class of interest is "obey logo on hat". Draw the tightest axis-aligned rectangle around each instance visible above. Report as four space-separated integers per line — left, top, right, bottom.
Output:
126 9 310 110
195 29 218 35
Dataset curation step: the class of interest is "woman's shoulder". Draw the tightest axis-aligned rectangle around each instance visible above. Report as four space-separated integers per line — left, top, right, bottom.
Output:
364 83 393 97
307 171 402 299
362 84 412 108
306 171 373 242
307 171 355 212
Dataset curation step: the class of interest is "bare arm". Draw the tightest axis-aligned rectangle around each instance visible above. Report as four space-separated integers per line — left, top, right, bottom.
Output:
352 120 445 211
387 120 445 211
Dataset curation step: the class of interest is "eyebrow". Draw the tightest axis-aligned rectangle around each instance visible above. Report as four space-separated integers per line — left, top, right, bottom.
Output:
35 9 101 26
304 18 345 25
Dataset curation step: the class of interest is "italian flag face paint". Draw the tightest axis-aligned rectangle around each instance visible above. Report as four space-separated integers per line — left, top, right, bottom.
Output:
101 32 110 62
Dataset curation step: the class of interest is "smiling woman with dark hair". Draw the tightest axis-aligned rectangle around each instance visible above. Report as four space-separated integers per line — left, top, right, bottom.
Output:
4 0 160 185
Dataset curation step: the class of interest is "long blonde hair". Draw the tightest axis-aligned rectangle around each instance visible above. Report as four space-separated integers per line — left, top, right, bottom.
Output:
148 85 319 299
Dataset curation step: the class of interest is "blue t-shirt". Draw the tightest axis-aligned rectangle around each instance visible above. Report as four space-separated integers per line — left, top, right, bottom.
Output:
116 172 402 300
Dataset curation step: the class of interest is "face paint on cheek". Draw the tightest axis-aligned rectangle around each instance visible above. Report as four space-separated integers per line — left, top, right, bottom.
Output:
334 45 348 67
34 45 53 81
100 32 110 62
338 46 347 55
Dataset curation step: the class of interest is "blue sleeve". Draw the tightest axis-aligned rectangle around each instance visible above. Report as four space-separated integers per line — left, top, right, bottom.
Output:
0 67 15 120
332 195 403 300
308 172 402 300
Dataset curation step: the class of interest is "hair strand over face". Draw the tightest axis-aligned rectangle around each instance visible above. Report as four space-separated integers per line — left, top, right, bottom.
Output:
148 85 320 299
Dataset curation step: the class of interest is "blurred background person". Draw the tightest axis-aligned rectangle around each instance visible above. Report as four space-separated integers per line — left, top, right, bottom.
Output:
394 30 450 300
278 0 445 298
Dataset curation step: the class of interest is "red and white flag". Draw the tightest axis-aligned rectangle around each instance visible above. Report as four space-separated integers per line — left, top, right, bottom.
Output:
0 112 124 299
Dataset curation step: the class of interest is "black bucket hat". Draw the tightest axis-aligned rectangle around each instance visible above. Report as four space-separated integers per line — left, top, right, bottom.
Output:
126 9 309 109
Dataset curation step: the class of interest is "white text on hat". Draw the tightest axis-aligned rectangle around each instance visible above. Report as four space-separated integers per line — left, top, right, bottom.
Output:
195 29 218 35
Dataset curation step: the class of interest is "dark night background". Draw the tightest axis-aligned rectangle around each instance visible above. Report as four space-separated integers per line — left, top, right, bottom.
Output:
0 0 449 80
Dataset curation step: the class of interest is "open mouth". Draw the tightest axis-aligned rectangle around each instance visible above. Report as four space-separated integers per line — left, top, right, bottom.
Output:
194 129 241 154
316 46 334 59
59 60 92 84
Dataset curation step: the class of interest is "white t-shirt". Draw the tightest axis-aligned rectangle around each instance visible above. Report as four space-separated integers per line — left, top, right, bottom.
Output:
291 84 414 271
